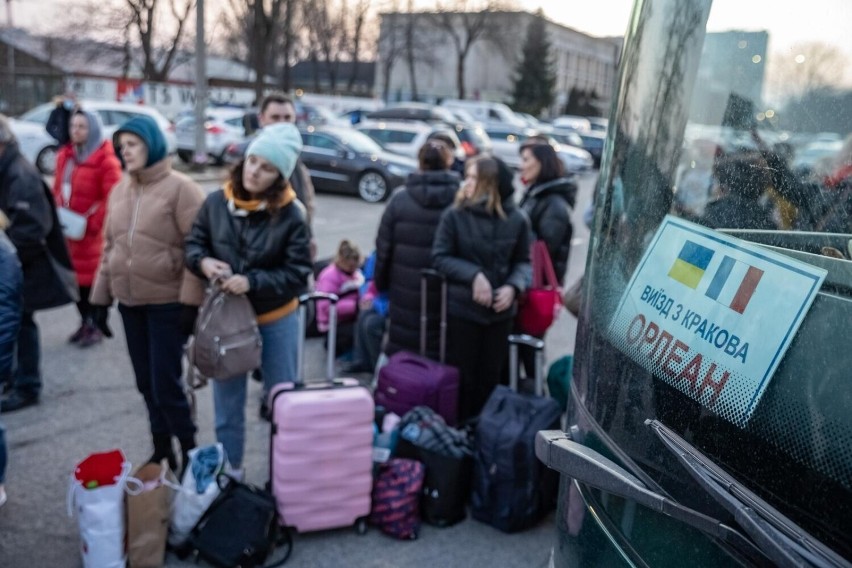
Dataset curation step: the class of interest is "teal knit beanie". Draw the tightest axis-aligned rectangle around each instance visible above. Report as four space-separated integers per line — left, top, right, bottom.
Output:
246 123 303 179
114 115 167 166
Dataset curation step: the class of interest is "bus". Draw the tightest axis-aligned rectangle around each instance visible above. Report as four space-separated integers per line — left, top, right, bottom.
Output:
536 0 852 566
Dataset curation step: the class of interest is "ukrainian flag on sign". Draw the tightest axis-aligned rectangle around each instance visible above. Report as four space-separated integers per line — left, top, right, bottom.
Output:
668 241 714 289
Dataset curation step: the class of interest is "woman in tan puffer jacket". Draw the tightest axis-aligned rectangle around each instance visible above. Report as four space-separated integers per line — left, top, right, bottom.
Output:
91 115 204 474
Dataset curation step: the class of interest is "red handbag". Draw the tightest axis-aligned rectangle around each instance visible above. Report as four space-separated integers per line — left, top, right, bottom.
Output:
517 241 562 336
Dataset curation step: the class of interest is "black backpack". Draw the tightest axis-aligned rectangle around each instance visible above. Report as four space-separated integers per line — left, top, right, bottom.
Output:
470 385 562 533
189 475 292 567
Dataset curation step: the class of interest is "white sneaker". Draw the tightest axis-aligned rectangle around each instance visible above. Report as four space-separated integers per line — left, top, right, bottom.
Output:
0 486 7 508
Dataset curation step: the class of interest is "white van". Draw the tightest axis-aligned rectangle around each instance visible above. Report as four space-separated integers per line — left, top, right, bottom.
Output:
439 99 526 128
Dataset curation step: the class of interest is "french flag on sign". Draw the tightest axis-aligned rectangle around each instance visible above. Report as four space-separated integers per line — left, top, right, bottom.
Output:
705 256 764 314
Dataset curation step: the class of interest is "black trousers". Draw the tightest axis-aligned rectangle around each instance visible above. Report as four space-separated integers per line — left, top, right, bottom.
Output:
446 316 514 423
76 285 93 322
119 302 196 440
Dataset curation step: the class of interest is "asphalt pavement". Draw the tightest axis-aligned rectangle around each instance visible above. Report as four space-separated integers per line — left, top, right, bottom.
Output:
0 167 597 567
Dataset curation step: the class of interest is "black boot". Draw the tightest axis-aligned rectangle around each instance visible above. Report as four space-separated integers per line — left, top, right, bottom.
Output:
178 436 196 480
149 433 177 472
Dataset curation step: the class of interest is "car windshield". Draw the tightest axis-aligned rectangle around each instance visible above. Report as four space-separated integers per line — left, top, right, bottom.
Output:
566 0 852 564
328 128 384 154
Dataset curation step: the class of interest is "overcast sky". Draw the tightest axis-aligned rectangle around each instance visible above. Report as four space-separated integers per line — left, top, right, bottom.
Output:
8 0 851 61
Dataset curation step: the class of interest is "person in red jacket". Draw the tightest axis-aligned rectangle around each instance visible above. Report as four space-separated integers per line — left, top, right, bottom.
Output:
53 110 121 347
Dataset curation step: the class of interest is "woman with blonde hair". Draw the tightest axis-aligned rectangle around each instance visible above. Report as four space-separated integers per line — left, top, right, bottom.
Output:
432 155 531 421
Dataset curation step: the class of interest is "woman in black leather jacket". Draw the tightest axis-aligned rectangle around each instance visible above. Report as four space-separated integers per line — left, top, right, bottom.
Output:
185 123 312 472
432 156 531 421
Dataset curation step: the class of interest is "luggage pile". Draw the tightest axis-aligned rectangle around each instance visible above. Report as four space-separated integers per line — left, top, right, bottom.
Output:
67 284 571 566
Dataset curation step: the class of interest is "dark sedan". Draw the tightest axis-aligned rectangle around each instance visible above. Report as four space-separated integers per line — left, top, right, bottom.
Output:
224 126 418 202
299 126 417 202
578 131 606 167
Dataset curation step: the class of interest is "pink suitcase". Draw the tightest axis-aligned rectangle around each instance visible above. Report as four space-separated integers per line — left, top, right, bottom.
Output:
269 292 375 534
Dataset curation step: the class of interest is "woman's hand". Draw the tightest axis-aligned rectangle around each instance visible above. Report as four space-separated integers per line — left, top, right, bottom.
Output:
472 272 493 308
492 285 516 313
200 257 232 281
220 275 250 295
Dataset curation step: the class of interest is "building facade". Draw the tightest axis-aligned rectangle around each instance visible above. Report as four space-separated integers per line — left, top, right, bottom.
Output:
375 10 621 116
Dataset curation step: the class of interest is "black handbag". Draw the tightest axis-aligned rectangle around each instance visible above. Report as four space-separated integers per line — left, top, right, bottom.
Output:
189 475 292 568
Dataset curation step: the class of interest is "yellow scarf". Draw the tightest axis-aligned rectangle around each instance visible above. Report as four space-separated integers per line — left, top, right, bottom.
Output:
223 181 297 213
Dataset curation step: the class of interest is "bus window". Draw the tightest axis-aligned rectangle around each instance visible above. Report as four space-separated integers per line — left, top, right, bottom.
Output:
547 0 852 566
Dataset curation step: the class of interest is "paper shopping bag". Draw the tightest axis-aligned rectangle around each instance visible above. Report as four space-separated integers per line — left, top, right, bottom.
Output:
126 461 176 568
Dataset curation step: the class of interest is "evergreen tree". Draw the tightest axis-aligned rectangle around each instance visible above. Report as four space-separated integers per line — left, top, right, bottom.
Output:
511 11 556 116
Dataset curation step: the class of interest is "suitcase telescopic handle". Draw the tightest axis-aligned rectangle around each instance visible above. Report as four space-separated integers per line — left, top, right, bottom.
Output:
297 292 339 383
508 334 545 396
420 269 448 363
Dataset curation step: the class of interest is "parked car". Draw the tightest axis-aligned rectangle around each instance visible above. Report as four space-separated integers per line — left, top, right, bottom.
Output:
299 125 417 202
355 120 464 162
586 117 609 133
551 114 592 132
11 100 177 174
482 126 538 169
366 103 457 124
439 99 527 128
557 143 595 173
294 101 350 127
175 107 246 165
452 123 493 157
577 131 606 167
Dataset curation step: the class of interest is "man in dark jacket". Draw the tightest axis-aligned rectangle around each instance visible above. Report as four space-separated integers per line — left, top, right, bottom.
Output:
0 210 23 504
374 141 460 358
256 93 317 259
0 115 78 412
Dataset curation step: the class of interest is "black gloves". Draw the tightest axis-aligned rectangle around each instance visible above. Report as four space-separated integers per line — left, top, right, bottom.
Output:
91 305 113 338
179 305 199 336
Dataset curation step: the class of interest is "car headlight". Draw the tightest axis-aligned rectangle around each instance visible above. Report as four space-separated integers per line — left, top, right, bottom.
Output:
387 164 412 177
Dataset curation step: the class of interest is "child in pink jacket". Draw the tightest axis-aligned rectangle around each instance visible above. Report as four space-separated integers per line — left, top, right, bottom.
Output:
315 240 364 332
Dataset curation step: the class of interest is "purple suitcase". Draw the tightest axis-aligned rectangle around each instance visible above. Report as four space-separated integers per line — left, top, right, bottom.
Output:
269 292 374 534
375 269 460 425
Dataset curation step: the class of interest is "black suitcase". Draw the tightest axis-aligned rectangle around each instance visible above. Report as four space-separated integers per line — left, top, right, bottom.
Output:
470 334 562 533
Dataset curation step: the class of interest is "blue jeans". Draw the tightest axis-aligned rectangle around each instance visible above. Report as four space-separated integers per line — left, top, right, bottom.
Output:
119 303 196 440
213 311 299 468
10 312 40 396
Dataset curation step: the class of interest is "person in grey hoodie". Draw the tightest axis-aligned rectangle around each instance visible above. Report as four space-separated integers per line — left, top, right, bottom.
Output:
52 110 121 347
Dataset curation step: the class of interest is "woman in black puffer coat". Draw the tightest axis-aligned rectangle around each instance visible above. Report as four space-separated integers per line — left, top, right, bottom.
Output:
374 141 459 359
432 156 531 422
518 141 577 284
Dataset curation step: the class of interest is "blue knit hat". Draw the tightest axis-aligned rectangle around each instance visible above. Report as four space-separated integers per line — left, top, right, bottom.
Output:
114 115 167 166
246 123 303 179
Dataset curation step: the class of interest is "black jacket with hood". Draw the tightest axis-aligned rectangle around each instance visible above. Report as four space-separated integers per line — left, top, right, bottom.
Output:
374 170 459 357
432 162 532 326
0 142 78 311
519 177 577 283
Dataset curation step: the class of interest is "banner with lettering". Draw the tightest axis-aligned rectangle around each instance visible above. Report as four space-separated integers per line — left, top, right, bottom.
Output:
607 216 826 427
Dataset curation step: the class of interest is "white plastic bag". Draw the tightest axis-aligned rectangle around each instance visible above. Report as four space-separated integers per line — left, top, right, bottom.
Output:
67 449 131 568
168 443 228 547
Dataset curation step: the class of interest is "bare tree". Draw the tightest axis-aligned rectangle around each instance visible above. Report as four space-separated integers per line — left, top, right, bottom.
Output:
134 0 195 81
220 0 285 101
767 42 847 103
60 0 195 82
429 0 513 99
376 5 404 101
347 0 372 92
